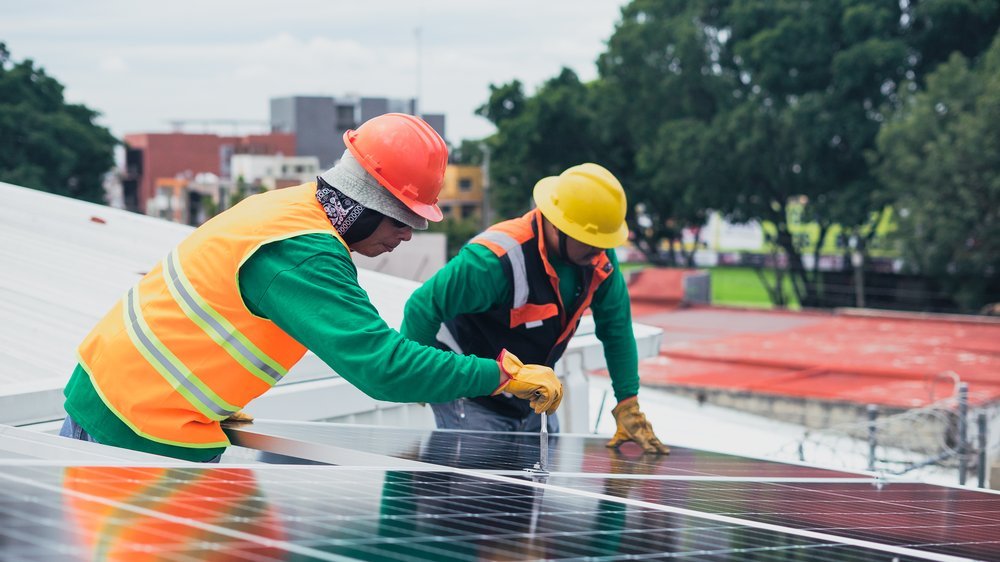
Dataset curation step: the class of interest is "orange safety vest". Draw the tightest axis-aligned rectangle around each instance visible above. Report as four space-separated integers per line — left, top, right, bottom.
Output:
77 182 346 448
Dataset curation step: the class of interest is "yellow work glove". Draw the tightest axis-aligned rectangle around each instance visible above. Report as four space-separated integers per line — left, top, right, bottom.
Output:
493 350 563 415
606 397 670 454
222 410 254 424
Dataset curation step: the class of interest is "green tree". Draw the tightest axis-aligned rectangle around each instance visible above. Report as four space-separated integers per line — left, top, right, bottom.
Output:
450 139 486 166
476 68 604 220
875 37 1000 311
594 0 998 306
0 43 117 203
595 1 735 265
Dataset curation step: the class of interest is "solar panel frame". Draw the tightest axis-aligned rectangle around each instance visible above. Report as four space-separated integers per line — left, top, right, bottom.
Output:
225 421 868 479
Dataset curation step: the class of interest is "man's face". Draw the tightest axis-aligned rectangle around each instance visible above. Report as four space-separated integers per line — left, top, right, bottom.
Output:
542 218 604 266
562 236 604 266
350 216 413 257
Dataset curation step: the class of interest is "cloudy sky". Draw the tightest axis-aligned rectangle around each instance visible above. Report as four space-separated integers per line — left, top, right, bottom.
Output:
1 1 627 144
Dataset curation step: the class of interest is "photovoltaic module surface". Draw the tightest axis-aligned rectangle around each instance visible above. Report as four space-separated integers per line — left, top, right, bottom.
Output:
1 420 997 561
0 465 937 561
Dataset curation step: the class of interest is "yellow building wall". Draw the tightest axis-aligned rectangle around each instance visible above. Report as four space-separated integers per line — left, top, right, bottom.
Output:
440 165 484 220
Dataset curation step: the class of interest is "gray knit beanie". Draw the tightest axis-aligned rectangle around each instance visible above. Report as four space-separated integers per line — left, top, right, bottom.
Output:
319 150 429 230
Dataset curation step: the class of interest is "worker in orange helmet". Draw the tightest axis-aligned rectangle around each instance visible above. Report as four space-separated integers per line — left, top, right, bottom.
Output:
402 163 669 454
60 113 562 462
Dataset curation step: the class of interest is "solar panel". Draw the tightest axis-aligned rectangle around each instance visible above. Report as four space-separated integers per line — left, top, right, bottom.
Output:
0 425 185 464
547 477 1000 560
1 464 936 562
2 420 996 561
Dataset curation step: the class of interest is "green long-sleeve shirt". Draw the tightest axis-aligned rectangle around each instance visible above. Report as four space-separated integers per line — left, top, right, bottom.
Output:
400 243 640 404
64 233 501 461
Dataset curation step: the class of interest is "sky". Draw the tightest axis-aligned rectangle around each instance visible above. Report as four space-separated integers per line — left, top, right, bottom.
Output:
1 1 627 145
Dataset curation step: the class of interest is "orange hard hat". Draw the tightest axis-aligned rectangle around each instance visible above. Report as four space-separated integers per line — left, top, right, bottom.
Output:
343 113 447 222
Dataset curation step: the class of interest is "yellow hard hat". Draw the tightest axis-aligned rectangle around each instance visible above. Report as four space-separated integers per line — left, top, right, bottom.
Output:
532 163 628 249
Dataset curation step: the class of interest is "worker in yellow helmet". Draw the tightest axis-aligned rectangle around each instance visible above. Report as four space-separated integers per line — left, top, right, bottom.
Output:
402 164 668 454
59 114 562 462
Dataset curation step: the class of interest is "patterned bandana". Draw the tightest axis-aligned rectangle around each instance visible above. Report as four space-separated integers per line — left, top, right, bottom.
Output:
316 177 385 244
316 178 365 235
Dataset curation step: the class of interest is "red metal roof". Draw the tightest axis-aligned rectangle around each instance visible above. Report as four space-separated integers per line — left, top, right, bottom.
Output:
621 304 1000 409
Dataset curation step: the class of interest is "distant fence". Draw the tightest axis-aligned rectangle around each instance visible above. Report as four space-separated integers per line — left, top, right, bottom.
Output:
711 251 994 313
813 270 969 313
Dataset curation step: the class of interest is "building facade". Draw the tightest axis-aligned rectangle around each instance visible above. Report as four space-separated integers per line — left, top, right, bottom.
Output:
439 164 484 222
230 154 320 191
122 133 295 214
270 95 446 169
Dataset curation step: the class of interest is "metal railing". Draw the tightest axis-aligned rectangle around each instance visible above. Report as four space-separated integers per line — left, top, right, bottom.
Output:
787 378 998 487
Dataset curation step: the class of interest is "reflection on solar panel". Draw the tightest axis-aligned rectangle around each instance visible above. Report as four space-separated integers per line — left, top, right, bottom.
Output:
2 421 997 561
549 478 1000 560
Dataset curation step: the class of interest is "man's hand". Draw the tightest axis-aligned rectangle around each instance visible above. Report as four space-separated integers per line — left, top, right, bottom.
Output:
222 410 254 425
493 350 563 415
606 397 669 454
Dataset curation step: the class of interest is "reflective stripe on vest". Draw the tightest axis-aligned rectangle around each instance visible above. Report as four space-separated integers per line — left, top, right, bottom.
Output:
123 286 239 420
164 250 286 385
472 230 529 308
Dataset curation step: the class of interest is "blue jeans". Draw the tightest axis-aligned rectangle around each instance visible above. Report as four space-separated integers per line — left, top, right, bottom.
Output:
430 399 559 432
59 415 99 442
59 415 222 463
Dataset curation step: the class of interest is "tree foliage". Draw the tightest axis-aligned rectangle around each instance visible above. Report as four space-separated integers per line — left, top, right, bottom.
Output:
0 42 117 203
598 0 924 305
596 1 733 266
476 69 604 219
476 0 999 309
875 36 1000 311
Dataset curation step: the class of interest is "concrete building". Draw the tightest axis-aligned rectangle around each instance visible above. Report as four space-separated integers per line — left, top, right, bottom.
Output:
230 154 321 191
146 173 224 226
270 95 446 169
122 132 295 214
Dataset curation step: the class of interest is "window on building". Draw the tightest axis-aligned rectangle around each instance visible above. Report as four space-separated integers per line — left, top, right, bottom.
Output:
458 178 473 191
461 204 477 219
155 187 173 219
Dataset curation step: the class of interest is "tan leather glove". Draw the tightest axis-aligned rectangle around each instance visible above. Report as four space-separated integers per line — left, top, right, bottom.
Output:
493 350 563 415
606 397 669 454
222 410 254 425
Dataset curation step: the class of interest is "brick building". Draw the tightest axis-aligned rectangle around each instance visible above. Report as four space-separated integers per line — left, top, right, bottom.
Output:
122 132 295 214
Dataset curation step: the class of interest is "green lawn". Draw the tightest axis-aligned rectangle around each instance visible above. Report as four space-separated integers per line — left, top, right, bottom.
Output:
710 266 800 309
622 262 800 309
